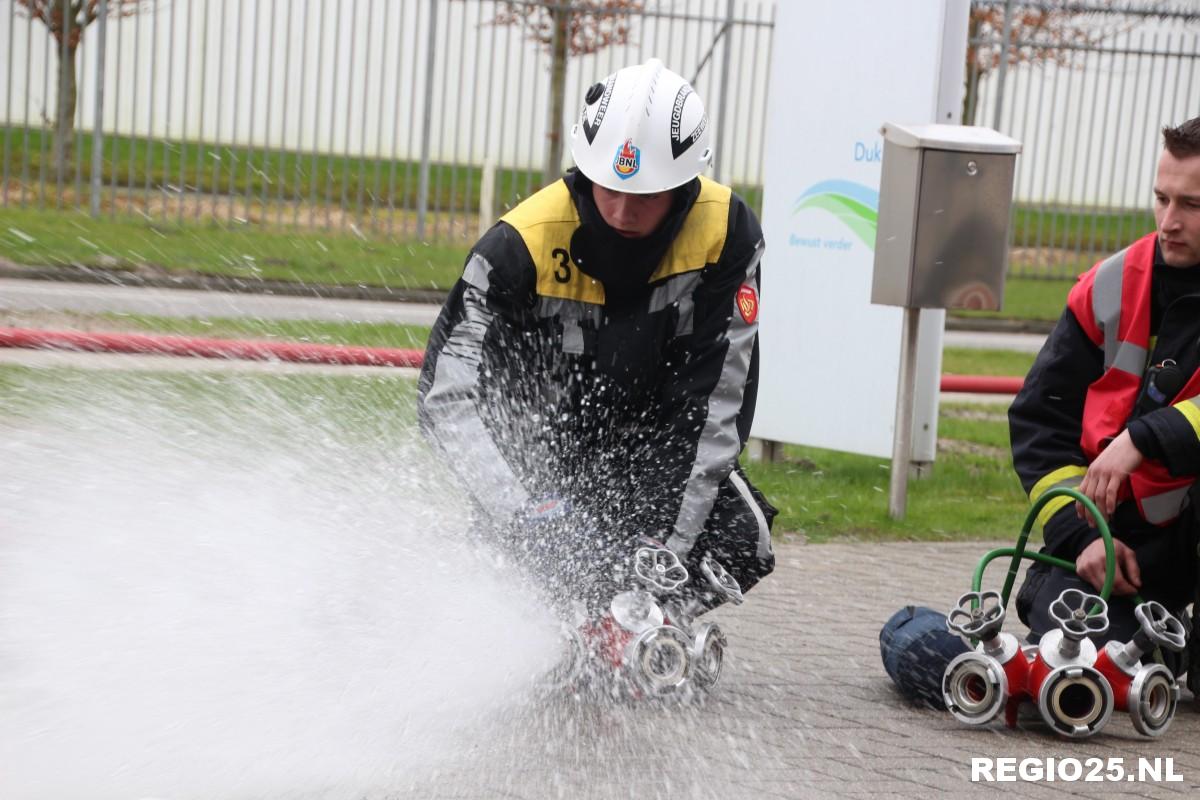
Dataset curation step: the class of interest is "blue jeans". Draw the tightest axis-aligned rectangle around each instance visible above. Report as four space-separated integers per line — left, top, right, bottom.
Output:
879 606 969 709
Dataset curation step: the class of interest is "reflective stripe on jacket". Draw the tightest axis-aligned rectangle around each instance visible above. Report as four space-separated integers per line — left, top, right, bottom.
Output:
417 175 764 554
1066 233 1200 525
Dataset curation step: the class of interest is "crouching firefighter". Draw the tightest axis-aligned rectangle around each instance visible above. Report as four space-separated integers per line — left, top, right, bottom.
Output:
879 117 1200 712
416 59 776 662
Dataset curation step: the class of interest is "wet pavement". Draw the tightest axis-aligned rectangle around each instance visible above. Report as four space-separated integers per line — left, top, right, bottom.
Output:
0 276 442 326
407 541 1199 799
3 276 1188 798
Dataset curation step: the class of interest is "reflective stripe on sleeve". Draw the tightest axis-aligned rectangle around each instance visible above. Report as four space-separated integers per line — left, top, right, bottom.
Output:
1035 496 1075 529
1173 397 1200 440
422 255 530 521
1091 249 1125 369
666 242 765 555
729 469 773 560
1140 486 1191 525
1109 341 1148 376
1030 465 1088 502
1030 465 1088 529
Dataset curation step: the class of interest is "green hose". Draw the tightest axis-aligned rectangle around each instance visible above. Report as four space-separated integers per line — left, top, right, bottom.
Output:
971 486 1117 606
969 485 1161 661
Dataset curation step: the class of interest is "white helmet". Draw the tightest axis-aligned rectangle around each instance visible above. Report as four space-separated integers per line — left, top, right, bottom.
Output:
569 59 713 194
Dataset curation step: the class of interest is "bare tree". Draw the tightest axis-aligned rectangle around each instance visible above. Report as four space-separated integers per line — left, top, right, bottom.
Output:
492 1 644 183
16 0 143 181
964 0 1185 125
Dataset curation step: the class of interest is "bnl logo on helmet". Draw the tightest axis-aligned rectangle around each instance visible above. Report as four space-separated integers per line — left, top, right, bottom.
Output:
612 139 641 180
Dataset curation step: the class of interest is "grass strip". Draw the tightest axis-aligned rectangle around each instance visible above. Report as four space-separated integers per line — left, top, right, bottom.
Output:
743 402 1027 542
0 205 468 290
2 126 765 217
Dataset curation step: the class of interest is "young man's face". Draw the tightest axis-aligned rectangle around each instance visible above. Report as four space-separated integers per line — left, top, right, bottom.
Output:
1153 149 1200 267
592 184 674 238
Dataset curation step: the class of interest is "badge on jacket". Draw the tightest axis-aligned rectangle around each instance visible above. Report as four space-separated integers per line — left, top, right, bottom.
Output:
736 284 758 323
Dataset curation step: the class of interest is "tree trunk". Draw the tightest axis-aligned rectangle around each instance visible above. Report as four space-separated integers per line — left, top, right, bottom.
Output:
53 43 78 185
544 4 570 185
961 14 981 127
962 65 983 127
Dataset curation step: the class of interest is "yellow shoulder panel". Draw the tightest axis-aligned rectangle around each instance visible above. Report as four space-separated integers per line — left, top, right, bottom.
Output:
649 176 731 283
501 180 605 304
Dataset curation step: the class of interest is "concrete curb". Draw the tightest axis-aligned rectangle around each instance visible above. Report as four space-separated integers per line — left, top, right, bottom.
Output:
0 260 449 306
945 315 1055 334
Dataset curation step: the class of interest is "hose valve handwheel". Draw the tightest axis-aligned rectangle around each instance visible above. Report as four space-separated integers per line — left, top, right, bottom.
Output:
1133 600 1187 653
947 590 1023 664
1047 588 1109 661
947 591 1005 640
1105 600 1188 676
700 556 744 605
633 546 689 593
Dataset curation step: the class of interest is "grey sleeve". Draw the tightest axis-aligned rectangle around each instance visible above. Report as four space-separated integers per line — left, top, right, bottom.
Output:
663 238 764 556
418 253 530 523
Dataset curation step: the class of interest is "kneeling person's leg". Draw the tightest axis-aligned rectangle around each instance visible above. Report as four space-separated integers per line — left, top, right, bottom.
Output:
1018 562 1145 644
688 467 777 596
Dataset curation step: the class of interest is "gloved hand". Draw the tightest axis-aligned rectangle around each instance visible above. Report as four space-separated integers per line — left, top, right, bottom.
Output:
506 495 616 613
505 493 576 568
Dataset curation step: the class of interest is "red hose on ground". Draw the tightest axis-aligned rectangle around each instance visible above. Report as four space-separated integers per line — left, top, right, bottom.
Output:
0 327 1024 392
939 374 1024 394
0 327 425 369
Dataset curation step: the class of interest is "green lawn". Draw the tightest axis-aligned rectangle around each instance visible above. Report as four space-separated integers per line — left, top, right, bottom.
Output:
2 125 542 217
0 205 468 290
1 125 766 218
3 204 1083 323
942 347 1035 377
1001 276 1073 321
744 402 1026 542
0 363 420 450
951 275 1073 323
1011 204 1155 254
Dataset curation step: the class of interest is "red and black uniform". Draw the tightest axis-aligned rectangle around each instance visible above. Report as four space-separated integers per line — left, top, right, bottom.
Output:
1010 232 1200 640
417 171 775 600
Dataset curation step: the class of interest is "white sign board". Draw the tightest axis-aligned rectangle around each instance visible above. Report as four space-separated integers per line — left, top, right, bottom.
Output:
754 0 970 459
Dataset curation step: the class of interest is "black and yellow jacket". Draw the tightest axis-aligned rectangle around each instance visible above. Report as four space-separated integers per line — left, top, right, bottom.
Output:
417 171 764 556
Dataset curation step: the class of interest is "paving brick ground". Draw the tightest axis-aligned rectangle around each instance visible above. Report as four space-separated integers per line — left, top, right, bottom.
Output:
406 541 1199 800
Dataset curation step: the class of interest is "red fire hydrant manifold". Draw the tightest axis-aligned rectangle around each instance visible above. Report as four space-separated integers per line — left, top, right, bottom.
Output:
942 588 1187 738
540 544 746 701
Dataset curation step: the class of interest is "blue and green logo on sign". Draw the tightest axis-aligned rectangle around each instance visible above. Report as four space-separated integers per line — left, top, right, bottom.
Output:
793 180 879 250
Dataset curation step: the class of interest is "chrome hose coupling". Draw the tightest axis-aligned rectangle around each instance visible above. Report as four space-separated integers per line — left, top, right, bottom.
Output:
943 590 1029 726
1093 600 1187 737
1031 589 1114 738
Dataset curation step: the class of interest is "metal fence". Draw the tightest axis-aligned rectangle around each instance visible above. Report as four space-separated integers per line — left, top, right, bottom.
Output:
967 0 1200 278
2 0 1198 274
0 0 775 243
